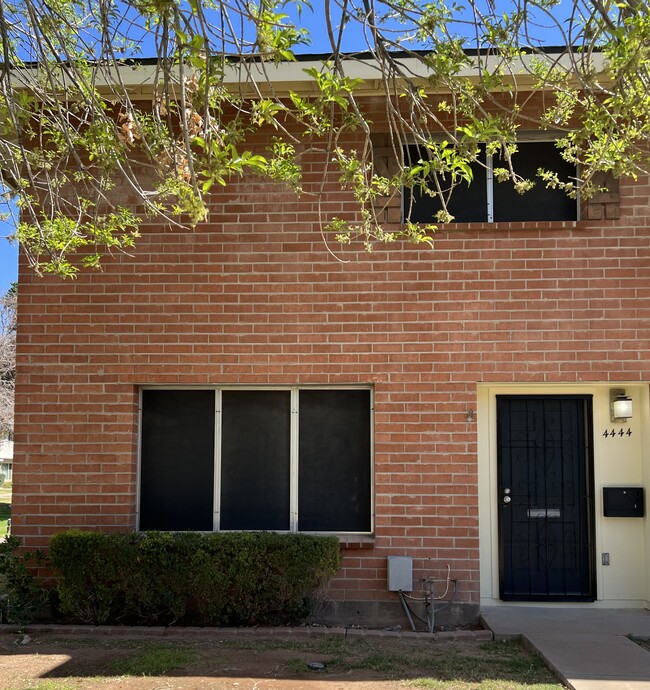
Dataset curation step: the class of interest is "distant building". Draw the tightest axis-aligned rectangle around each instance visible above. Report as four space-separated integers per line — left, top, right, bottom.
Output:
0 437 13 483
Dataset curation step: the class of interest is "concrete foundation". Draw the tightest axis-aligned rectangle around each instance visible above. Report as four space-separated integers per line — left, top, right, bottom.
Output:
314 599 480 631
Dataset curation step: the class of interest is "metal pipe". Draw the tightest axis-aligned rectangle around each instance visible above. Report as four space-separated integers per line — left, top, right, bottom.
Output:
399 590 417 632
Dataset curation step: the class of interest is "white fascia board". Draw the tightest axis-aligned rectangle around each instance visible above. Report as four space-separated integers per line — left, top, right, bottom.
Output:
223 50 605 83
7 50 606 98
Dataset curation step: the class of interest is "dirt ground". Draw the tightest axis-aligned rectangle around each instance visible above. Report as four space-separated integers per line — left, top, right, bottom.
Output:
0 629 563 690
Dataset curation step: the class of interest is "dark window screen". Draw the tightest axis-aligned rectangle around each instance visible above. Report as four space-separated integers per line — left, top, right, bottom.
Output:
493 142 577 221
404 142 576 223
220 390 291 530
140 389 215 531
404 147 487 223
298 389 371 532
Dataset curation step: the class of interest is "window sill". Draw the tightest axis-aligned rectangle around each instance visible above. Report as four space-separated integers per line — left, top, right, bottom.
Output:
337 535 375 549
434 219 587 231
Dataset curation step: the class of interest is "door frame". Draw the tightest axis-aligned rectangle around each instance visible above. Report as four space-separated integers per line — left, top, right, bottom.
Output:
495 394 596 602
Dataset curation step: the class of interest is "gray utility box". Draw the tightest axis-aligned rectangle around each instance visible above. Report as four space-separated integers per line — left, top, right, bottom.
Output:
387 556 413 592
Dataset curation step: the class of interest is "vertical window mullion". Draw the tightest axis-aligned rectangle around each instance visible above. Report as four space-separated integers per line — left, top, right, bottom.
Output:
214 388 222 532
136 388 143 531
369 389 375 533
290 388 299 532
486 152 494 222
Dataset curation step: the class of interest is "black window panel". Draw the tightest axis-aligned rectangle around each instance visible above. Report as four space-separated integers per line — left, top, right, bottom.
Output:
298 389 371 532
140 389 215 531
493 142 577 222
220 390 291 530
403 147 487 223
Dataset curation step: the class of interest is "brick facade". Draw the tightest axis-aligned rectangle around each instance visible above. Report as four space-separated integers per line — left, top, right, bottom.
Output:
11 132 650 626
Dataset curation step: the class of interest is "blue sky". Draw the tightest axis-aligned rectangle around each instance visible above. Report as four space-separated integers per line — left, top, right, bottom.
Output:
0 219 17 294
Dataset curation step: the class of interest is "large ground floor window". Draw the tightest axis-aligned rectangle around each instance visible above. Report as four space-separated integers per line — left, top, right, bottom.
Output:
139 387 373 533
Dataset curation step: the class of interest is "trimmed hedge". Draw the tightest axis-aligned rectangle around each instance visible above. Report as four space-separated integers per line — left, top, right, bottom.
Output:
0 535 49 624
49 530 341 626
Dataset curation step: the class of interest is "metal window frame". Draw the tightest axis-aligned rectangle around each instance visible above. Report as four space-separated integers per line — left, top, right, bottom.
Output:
137 384 374 535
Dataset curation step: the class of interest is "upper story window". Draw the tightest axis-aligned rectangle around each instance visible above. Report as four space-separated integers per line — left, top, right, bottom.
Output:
403 141 578 224
139 387 373 534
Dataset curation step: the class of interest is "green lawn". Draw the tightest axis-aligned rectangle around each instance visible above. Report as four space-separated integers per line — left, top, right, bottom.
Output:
0 486 10 536
1 636 565 690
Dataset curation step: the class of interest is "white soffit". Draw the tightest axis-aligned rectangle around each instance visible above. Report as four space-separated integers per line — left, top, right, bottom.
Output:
7 50 606 99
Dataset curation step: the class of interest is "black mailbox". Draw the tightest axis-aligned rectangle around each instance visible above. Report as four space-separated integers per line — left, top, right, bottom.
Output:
603 487 644 518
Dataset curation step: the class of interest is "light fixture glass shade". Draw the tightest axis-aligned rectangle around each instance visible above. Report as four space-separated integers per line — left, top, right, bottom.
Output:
611 390 633 422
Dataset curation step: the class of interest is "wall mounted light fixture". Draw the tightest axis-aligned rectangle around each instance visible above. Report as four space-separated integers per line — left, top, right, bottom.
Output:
610 389 633 422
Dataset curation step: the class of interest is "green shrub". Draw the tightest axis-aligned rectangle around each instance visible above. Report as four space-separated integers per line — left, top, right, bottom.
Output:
0 536 49 624
49 530 340 626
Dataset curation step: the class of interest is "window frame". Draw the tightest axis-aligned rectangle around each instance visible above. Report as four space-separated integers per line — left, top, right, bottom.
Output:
403 135 580 224
136 384 375 535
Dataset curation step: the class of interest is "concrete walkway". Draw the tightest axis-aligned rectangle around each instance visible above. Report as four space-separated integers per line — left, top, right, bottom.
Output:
480 607 650 690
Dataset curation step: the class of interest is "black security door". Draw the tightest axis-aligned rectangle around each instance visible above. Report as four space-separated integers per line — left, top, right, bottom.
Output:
497 396 595 601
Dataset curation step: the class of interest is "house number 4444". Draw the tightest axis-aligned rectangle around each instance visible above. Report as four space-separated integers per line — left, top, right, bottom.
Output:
602 428 632 438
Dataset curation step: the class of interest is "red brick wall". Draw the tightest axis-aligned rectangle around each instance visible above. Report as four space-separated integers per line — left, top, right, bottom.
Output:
11 143 650 624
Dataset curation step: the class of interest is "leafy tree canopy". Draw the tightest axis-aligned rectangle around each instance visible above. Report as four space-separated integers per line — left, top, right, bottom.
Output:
0 0 648 276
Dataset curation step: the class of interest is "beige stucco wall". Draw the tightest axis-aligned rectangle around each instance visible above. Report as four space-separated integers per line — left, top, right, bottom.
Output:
478 383 650 608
